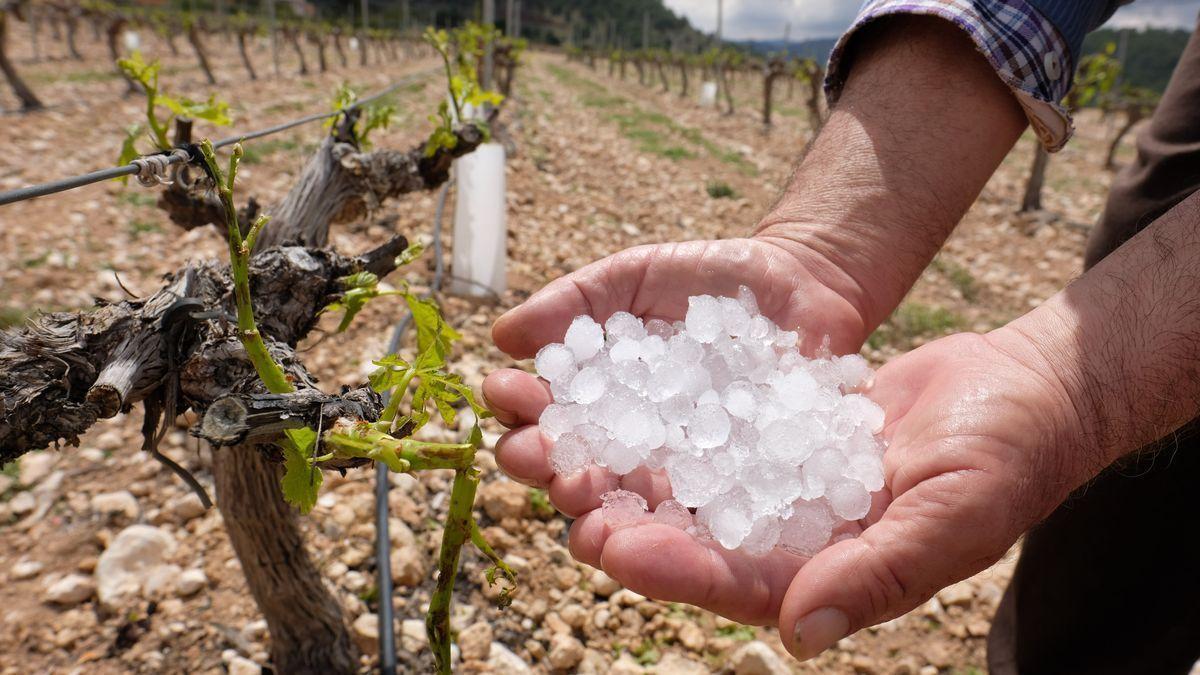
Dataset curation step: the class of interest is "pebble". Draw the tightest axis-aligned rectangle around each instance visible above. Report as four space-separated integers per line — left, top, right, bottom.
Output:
43 574 95 605
457 622 493 661
352 613 379 653
730 640 791 675
656 653 710 675
400 619 427 652
389 545 427 586
18 451 57 486
609 653 647 675
95 524 177 607
144 564 183 598
91 491 140 521
560 603 587 629
241 619 268 643
10 491 36 515
165 492 208 523
227 655 262 675
548 633 585 670
176 569 208 597
677 622 707 651
12 559 44 580
95 429 125 452
589 569 620 597
487 642 533 675
936 580 975 607
479 480 530 521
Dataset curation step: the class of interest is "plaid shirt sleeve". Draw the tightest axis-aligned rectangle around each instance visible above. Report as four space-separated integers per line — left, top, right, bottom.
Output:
825 0 1118 151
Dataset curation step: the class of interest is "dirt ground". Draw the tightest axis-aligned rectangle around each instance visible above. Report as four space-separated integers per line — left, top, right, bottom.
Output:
0 19 1150 675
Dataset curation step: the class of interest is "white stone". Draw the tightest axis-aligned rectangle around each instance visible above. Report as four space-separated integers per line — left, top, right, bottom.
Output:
95 524 177 607
176 569 208 597
227 656 262 675
44 574 95 605
730 640 791 675
18 451 57 486
91 491 140 520
12 559 44 580
488 642 533 675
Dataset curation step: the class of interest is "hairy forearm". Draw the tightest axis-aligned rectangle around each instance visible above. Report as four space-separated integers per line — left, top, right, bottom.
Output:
756 17 1028 332
995 191 1200 479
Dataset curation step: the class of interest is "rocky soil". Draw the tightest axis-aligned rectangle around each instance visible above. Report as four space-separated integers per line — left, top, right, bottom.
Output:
0 19 1151 675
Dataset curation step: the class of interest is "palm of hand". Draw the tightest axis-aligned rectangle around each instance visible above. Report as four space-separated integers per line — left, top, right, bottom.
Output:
775 332 1084 657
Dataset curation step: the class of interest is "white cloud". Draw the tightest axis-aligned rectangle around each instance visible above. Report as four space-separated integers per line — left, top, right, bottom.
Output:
1108 1 1198 30
662 0 861 41
663 0 1197 41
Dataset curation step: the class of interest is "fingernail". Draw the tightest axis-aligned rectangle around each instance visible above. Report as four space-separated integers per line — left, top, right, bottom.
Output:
791 608 849 660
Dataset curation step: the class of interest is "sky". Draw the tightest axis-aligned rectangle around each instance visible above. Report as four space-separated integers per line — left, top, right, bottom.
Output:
662 0 1200 41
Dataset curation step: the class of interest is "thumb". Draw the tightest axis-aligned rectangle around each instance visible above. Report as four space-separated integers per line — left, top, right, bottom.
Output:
778 473 1014 660
492 247 658 359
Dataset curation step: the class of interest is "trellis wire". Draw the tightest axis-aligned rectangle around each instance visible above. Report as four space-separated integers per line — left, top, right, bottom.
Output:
0 69 432 207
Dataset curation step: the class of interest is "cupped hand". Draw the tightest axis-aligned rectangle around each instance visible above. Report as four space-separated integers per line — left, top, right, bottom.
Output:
488 322 1092 647
483 237 876 625
775 330 1094 658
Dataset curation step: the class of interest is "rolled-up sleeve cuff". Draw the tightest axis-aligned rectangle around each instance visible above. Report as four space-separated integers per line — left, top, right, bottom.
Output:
825 0 1076 151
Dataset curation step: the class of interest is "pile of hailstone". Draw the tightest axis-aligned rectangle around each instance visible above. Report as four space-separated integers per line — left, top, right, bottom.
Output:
535 288 887 557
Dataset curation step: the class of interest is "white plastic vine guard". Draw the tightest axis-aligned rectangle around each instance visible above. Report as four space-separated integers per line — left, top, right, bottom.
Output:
122 31 141 52
700 81 719 108
451 143 508 297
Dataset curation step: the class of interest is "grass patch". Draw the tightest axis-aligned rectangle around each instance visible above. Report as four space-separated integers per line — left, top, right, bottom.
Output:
21 252 49 268
357 585 380 604
128 219 162 238
263 99 310 115
930 256 978 302
118 191 158 209
529 488 555 518
706 181 737 199
868 302 962 350
628 639 661 666
549 63 758 173
716 624 756 641
0 307 29 329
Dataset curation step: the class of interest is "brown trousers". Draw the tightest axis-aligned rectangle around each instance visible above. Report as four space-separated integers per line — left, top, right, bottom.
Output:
988 22 1200 675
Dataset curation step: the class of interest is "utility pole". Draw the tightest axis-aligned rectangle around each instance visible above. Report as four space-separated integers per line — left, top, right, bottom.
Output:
482 0 495 90
716 0 723 43
642 11 649 50
506 0 514 35
361 0 369 32
783 21 791 55
264 0 279 77
514 0 522 40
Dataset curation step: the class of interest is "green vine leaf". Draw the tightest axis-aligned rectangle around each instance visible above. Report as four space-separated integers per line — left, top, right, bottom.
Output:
324 271 405 333
279 427 322 514
406 294 460 365
396 241 426 267
369 354 413 393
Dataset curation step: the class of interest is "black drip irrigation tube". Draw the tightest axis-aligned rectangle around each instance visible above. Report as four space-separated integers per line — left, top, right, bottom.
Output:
375 178 453 674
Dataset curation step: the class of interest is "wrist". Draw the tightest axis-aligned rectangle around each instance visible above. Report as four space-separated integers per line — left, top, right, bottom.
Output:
982 320 1109 493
